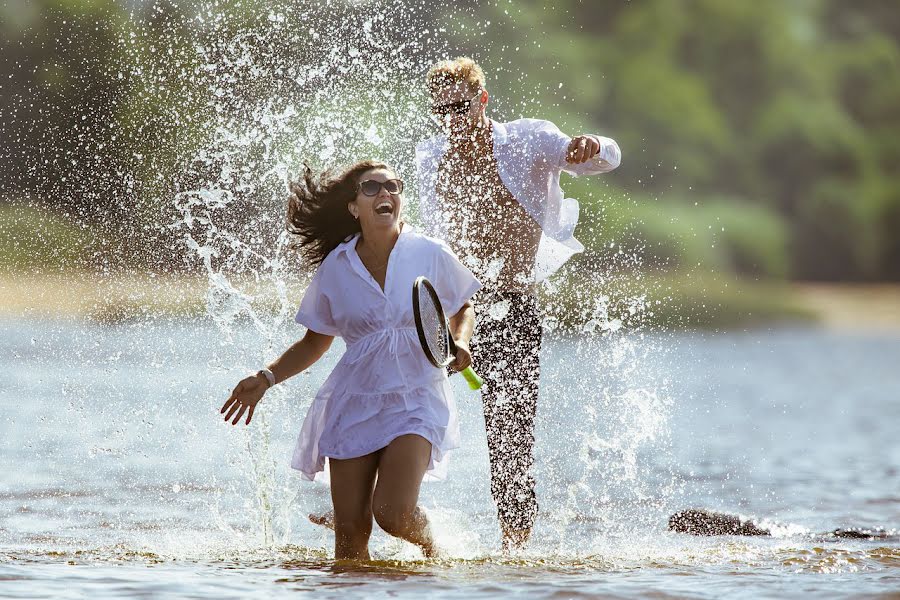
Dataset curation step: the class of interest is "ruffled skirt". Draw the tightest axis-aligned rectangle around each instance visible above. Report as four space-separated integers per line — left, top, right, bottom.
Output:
291 331 460 481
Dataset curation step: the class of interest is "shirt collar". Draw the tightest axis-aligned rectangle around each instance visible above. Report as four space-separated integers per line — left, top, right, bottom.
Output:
332 223 413 258
490 119 509 146
332 233 360 258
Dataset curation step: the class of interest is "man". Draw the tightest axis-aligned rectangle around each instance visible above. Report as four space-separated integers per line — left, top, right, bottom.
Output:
416 57 621 551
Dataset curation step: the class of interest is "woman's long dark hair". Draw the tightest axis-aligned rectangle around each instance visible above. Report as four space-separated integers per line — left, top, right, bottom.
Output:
286 160 391 267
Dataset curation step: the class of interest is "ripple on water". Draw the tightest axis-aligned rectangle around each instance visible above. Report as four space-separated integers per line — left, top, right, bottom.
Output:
1 541 897 573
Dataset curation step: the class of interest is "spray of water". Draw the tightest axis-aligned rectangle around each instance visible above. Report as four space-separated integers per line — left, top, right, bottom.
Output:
7 0 682 561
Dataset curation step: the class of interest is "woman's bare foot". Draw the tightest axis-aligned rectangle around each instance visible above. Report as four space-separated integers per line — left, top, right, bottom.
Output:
308 510 335 530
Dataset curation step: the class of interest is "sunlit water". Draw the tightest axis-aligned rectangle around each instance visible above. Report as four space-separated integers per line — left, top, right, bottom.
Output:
2 1 898 596
2 318 898 598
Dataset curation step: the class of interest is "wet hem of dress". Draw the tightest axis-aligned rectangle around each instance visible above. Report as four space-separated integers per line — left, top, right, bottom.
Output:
292 429 458 481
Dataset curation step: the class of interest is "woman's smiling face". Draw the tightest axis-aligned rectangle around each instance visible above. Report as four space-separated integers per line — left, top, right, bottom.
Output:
350 168 404 230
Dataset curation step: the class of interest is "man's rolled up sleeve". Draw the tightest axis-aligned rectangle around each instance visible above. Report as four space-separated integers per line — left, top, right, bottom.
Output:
533 120 621 176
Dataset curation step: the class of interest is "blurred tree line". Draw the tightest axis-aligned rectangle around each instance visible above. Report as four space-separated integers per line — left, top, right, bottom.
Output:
457 0 900 281
2 0 899 281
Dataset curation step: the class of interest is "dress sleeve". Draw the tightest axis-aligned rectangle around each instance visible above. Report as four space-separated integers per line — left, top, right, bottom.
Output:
431 241 482 317
294 263 341 337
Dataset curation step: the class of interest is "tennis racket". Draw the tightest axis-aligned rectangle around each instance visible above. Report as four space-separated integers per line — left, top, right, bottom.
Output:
412 276 483 390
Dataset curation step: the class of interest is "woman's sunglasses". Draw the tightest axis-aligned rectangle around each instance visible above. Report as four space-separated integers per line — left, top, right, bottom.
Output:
431 92 481 118
358 179 404 196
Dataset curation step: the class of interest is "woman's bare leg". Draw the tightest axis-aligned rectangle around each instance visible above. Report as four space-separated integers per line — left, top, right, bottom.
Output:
328 453 379 560
371 434 439 557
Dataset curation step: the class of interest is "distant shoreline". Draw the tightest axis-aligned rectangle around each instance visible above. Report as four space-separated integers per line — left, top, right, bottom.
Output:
0 272 307 324
2 272 899 331
790 283 900 332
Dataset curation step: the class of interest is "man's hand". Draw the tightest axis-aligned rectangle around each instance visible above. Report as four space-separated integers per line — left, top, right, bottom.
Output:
449 341 473 372
566 135 601 164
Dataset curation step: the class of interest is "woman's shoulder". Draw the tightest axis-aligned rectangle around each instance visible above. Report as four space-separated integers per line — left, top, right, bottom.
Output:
307 235 356 283
403 227 453 255
309 250 338 278
326 234 360 263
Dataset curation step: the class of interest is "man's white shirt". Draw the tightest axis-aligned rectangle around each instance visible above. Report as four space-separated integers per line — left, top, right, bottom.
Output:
415 118 621 282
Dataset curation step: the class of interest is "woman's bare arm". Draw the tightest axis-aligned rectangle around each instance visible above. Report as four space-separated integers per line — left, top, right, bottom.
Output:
448 299 475 371
266 329 334 385
221 329 334 425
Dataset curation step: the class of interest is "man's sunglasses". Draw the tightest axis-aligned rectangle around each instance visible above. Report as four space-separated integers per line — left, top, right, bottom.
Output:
358 179 404 196
431 92 481 118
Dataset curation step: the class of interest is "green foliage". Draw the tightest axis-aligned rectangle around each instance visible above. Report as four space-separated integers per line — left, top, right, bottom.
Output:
0 202 90 272
540 268 814 332
445 0 900 281
639 272 815 330
573 182 789 278
2 0 900 282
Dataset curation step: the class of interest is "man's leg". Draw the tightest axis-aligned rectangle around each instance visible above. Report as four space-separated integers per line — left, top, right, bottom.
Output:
473 292 542 550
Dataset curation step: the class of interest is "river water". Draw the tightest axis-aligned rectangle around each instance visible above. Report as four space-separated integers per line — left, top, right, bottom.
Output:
1 316 897 598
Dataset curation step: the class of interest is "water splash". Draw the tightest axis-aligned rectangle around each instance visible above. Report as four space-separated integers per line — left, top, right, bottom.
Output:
5 0 683 560
165 15 681 555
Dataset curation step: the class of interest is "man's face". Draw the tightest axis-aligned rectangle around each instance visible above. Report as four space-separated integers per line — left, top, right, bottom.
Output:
431 82 482 136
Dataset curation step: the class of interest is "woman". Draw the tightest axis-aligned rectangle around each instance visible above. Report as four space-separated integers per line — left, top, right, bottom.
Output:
220 160 480 560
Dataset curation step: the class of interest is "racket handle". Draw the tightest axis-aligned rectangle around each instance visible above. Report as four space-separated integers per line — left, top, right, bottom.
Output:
460 366 483 390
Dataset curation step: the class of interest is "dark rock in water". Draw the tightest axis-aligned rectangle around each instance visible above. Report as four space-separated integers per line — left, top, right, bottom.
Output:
668 509 771 537
669 509 898 541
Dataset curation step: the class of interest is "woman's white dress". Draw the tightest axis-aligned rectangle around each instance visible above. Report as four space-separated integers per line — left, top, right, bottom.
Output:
292 226 481 481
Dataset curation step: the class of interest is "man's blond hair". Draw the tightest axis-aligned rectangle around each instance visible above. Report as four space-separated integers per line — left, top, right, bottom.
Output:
427 57 485 96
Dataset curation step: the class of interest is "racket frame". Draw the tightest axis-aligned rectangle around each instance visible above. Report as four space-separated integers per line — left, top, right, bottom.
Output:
412 276 483 390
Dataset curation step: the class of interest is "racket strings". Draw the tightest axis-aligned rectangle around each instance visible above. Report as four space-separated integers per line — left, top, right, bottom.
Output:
417 287 450 362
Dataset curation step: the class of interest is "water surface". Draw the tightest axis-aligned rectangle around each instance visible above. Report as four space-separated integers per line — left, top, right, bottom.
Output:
2 318 898 598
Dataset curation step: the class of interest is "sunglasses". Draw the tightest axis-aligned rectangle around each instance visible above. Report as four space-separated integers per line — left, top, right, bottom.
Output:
431 92 481 118
358 179 404 196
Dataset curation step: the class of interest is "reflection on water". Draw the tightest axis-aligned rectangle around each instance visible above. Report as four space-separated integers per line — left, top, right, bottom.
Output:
5 543 899 571
1 318 898 597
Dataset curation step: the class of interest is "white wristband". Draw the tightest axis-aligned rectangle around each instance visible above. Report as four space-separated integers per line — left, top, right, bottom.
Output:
257 368 276 388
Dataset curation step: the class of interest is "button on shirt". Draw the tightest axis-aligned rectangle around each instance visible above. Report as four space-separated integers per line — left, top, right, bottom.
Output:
416 118 621 282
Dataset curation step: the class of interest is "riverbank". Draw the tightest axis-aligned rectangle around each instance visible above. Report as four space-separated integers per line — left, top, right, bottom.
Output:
0 272 306 324
2 272 899 331
791 283 900 332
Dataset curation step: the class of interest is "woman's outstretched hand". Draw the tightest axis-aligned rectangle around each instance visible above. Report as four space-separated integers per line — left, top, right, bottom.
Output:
221 375 267 425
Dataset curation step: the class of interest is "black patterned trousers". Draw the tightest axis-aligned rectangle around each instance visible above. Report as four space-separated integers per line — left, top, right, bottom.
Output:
470 291 541 532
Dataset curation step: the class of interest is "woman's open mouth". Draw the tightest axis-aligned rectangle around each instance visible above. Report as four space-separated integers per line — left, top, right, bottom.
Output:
374 201 394 215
